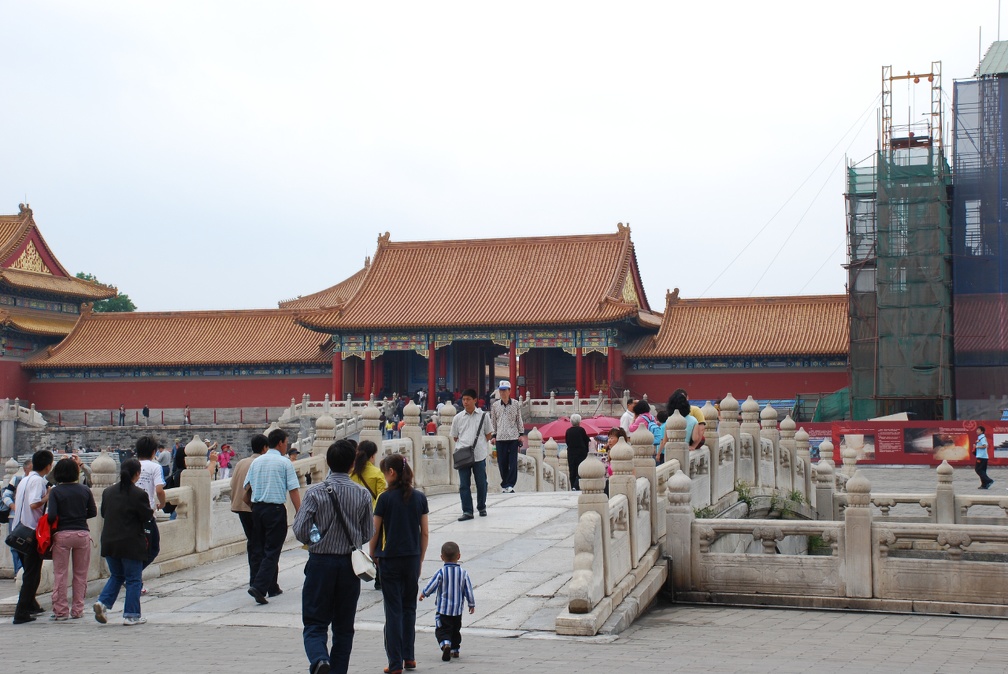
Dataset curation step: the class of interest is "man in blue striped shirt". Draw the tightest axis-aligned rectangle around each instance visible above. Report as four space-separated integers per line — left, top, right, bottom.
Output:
243 428 301 605
419 541 475 661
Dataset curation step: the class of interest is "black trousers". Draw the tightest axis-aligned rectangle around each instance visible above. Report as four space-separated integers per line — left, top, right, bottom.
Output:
15 542 42 619
567 448 588 490
251 502 287 594
435 613 463 650
237 511 262 585
975 458 992 487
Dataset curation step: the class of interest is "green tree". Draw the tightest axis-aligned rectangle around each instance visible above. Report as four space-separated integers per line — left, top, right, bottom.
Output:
75 272 137 312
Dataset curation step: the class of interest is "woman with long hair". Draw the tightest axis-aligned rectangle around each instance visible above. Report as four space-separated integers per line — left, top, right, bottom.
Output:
350 440 387 508
352 440 387 590
48 457 97 620
94 458 153 626
369 453 429 674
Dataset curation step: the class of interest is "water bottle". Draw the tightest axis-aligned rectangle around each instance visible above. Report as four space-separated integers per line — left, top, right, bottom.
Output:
309 524 321 544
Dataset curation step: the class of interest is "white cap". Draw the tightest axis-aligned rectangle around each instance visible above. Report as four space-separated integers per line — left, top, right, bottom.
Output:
498 380 511 389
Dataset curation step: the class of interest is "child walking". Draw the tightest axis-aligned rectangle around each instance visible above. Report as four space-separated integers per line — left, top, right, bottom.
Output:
419 541 475 661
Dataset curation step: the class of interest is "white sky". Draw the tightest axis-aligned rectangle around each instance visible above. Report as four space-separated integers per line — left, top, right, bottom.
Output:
0 2 1000 312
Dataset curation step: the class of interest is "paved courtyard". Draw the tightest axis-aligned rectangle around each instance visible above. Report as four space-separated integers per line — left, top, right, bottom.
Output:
1 464 1006 672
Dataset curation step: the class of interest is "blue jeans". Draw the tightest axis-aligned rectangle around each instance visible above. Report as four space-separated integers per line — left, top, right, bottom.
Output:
98 556 143 618
379 555 420 671
8 523 22 575
457 459 487 514
302 553 360 673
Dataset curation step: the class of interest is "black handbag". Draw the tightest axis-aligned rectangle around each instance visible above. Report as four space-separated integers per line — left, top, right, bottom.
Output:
453 412 486 470
5 522 35 555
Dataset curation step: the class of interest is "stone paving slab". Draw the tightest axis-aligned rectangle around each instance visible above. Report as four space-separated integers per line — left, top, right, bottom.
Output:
3 465 1008 672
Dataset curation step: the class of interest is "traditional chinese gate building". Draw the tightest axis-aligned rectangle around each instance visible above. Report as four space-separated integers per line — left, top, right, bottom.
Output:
286 225 661 408
1 205 116 399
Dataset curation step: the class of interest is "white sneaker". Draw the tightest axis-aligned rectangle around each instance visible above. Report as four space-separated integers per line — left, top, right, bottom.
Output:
123 616 147 626
93 602 107 624
504 487 515 493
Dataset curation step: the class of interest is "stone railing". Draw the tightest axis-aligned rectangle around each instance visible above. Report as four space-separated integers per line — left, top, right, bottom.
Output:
560 390 1008 632
279 393 397 422
0 398 46 426
829 460 1008 526
667 466 1008 617
525 391 626 420
349 401 571 496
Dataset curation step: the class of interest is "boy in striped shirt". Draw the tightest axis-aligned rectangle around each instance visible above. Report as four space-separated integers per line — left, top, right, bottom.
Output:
419 541 476 661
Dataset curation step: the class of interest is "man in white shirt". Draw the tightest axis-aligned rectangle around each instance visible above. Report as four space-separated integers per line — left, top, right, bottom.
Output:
12 450 54 624
451 389 493 521
135 436 167 576
619 399 638 433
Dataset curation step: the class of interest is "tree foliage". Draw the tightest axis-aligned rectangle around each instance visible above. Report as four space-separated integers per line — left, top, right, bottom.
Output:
75 272 137 312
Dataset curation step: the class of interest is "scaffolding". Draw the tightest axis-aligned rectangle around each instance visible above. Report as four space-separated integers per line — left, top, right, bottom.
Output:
845 62 954 420
951 43 1008 415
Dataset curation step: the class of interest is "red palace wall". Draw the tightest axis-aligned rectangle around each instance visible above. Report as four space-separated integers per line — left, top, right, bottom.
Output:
623 370 849 405
27 376 332 410
0 360 31 401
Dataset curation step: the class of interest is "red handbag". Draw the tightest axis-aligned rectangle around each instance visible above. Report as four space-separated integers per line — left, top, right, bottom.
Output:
36 514 57 559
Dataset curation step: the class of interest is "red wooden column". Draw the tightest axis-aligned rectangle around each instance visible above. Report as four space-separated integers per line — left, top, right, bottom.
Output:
332 351 343 400
575 347 583 395
427 346 437 410
363 351 373 398
373 354 384 398
607 347 616 397
518 350 527 398
508 340 517 388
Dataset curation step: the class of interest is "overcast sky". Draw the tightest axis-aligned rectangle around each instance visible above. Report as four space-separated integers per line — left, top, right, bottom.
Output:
0 2 999 312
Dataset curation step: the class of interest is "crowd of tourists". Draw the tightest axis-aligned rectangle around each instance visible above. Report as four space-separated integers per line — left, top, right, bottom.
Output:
5 381 715 673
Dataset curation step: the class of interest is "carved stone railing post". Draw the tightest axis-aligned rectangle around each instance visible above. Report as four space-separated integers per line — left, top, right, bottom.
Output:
312 413 335 457
573 456 612 598
438 404 457 487
718 394 740 484
526 427 544 491
843 471 873 598
758 403 778 489
738 396 760 487
665 470 694 592
815 460 835 521
322 393 330 416
818 438 835 468
794 427 812 500
88 451 118 579
935 460 955 524
841 443 858 478
549 391 557 416
778 414 796 493
3 456 18 485
544 438 560 491
608 437 639 567
700 401 720 502
631 422 661 543
664 410 688 470
359 404 383 448
182 435 211 552
401 401 422 467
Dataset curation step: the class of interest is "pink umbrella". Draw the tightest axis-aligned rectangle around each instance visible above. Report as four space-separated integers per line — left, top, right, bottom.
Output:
531 416 617 441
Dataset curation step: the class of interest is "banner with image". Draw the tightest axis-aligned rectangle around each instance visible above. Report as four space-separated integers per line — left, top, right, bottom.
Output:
828 420 1008 466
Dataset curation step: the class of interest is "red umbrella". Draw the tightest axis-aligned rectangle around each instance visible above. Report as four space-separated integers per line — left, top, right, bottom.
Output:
531 416 617 441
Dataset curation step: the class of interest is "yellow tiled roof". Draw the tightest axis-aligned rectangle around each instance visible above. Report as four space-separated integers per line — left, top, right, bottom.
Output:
25 307 332 369
297 225 653 331
280 265 369 310
0 308 79 337
623 294 849 358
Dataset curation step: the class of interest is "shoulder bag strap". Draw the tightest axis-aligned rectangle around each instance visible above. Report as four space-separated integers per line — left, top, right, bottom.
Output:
470 412 487 448
323 485 360 549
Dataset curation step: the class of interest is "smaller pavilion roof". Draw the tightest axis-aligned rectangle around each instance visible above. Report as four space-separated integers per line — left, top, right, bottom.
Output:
0 205 117 301
296 225 656 332
623 292 849 359
279 264 369 310
0 307 80 337
24 307 332 370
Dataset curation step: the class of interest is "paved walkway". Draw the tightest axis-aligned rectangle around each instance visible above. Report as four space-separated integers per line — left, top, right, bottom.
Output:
2 465 1007 672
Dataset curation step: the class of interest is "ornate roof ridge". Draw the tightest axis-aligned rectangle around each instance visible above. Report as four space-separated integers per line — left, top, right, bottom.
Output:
379 228 627 249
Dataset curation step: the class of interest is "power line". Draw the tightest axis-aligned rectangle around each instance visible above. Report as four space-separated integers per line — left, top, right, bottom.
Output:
699 92 881 298
746 97 877 296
